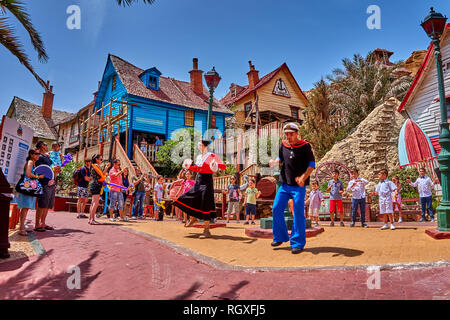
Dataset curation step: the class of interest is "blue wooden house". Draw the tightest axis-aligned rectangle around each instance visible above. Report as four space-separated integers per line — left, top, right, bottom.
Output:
94 55 232 158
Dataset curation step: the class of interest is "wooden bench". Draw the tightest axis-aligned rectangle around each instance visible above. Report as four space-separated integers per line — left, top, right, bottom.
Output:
399 198 422 221
67 199 104 214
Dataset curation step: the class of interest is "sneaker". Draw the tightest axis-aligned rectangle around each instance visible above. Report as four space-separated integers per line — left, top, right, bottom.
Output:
77 213 88 219
340 222 345 227
131 216 137 220
330 221 334 227
362 223 368 228
430 218 435 222
244 221 249 225
419 218 425 222
380 224 389 230
271 241 283 247
251 221 256 225
291 247 303 254
110 218 116 222
390 224 395 230
398 218 403 223
349 222 355 227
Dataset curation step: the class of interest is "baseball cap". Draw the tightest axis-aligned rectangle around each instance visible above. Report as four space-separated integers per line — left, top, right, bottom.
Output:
283 122 299 133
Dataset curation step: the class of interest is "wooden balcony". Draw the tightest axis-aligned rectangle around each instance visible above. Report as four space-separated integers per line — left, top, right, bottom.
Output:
140 144 161 162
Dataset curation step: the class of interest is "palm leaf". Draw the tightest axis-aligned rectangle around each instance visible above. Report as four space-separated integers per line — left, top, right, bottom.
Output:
0 16 47 88
115 0 156 6
0 0 48 62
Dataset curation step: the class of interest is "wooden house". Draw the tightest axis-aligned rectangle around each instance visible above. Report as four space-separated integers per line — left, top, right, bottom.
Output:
398 23 450 157
220 61 308 129
93 55 233 158
55 98 94 154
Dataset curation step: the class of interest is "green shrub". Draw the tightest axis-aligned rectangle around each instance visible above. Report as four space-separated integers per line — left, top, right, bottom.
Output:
57 160 83 196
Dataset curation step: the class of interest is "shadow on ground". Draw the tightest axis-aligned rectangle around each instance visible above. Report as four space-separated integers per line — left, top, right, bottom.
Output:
274 246 364 257
185 233 257 244
0 249 101 299
172 280 250 300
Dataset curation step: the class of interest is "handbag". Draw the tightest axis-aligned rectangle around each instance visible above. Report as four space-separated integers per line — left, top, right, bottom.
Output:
15 174 43 197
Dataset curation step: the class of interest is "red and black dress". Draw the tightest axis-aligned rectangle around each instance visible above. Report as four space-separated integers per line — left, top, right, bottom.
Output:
173 152 225 220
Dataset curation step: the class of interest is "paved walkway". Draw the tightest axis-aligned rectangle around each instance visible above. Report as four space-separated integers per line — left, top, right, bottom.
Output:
1 211 449 300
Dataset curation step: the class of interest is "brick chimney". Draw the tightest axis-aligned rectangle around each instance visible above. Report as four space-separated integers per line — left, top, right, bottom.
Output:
247 61 259 89
189 58 204 95
41 81 54 119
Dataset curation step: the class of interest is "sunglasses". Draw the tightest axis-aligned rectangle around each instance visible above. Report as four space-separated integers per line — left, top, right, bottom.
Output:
34 153 40 155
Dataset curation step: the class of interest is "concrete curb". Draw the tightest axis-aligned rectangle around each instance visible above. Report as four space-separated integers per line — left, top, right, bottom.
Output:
118 225 450 272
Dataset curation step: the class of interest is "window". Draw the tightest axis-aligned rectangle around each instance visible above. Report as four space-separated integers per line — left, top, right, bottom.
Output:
184 109 194 126
149 76 157 90
290 106 300 119
112 75 117 91
70 123 75 137
244 102 252 118
211 115 217 128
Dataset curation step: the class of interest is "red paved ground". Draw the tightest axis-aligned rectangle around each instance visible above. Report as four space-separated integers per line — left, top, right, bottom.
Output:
1 211 449 300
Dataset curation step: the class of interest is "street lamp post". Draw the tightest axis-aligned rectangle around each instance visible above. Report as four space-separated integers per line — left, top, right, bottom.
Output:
204 67 221 130
421 7 450 231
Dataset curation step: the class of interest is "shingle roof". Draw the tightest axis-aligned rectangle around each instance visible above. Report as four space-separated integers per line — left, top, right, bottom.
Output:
220 63 308 106
10 96 74 140
109 55 232 115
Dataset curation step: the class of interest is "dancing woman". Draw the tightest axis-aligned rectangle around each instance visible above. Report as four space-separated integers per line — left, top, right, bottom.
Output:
174 140 225 238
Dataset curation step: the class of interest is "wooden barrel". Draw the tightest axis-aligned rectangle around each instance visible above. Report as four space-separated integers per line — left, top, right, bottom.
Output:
256 176 277 199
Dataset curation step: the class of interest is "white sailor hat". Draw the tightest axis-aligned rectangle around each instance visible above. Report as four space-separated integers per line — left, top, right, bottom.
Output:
283 122 299 133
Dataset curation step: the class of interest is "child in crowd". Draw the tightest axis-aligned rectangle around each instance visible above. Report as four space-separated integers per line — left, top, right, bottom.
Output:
392 176 403 223
406 167 439 222
371 169 397 230
327 169 345 226
154 175 164 221
347 168 369 228
181 170 195 225
243 178 261 225
224 175 241 223
306 181 324 227
49 142 64 168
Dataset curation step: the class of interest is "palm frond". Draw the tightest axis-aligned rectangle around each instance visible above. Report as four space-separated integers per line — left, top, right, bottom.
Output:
1 0 48 62
0 16 47 89
115 0 156 6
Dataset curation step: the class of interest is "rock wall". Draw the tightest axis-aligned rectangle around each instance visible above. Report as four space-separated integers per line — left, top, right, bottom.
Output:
316 98 407 190
401 50 427 77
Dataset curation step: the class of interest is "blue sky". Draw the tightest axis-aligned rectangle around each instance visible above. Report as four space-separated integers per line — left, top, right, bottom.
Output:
1 0 449 116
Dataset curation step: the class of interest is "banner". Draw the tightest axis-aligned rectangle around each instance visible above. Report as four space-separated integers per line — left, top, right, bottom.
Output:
0 116 34 184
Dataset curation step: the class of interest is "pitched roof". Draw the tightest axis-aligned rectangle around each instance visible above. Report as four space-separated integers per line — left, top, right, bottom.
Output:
398 23 450 113
9 96 74 140
108 55 232 115
57 99 94 126
219 63 308 106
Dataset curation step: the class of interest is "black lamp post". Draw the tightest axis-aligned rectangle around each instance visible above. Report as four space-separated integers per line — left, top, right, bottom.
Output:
204 67 221 130
421 7 450 231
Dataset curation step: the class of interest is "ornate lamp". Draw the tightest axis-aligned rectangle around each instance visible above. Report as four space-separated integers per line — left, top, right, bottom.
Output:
204 67 221 130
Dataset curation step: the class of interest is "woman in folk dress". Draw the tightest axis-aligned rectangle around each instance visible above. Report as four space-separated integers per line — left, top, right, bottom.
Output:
174 140 225 239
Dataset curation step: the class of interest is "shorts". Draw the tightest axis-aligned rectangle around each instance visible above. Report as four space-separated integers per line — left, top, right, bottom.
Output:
109 190 124 211
379 198 393 214
227 201 240 214
90 183 102 196
329 200 343 213
245 203 257 216
77 186 89 198
309 207 320 217
37 184 56 209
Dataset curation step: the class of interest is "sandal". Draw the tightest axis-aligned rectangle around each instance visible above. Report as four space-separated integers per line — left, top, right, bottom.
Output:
34 227 46 232
89 220 101 225
44 225 54 230
18 230 28 236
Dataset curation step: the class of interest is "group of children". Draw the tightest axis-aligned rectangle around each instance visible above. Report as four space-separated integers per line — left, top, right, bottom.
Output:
304 167 438 230
223 175 261 225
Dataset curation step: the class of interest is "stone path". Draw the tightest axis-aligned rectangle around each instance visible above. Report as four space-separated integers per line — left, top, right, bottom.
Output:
1 211 449 300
